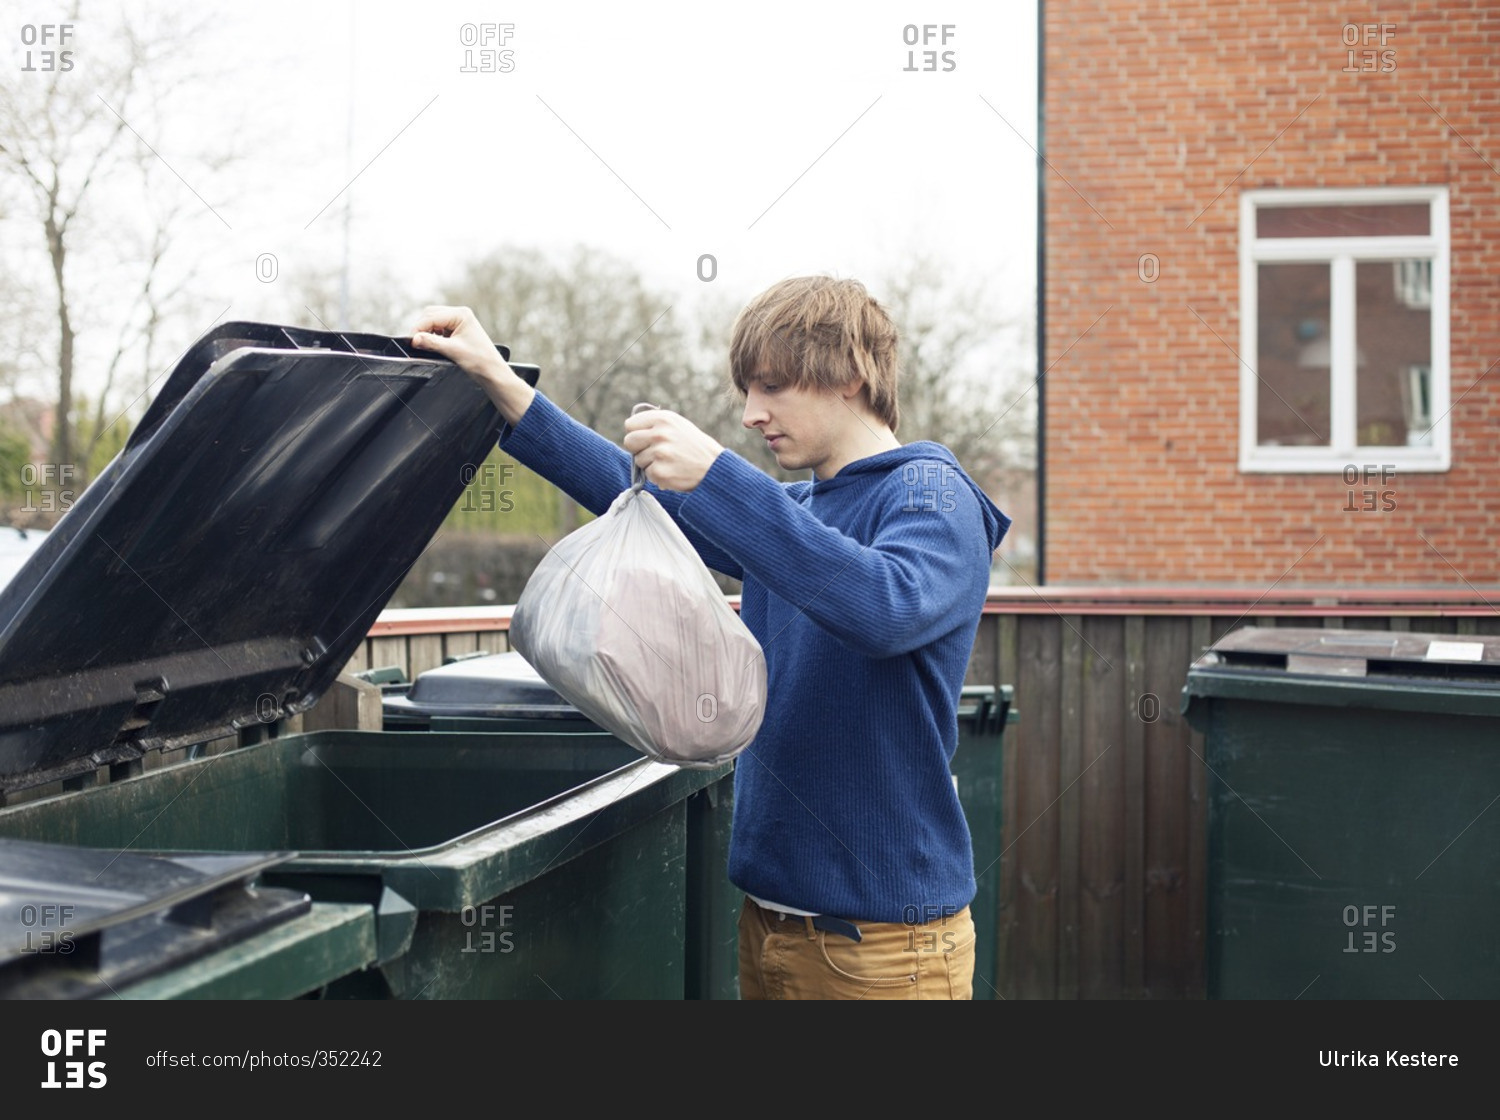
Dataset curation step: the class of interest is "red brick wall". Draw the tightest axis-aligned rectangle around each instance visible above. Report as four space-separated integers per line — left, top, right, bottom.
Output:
1043 0 1500 585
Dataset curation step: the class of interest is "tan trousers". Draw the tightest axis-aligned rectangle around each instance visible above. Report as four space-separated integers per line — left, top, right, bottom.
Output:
737 897 976 1000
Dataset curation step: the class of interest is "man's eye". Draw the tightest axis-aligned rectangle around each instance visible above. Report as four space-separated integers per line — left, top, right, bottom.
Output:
761 383 780 394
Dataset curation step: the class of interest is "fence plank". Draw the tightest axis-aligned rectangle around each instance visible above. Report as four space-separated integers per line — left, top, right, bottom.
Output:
1013 613 1060 999
408 634 445 679
1123 614 1147 998
368 636 408 676
342 641 370 674
996 612 1020 999
1078 616 1125 998
1185 614 1211 1000
1143 616 1194 997
442 632 479 662
967 614 998 687
1057 616 1082 999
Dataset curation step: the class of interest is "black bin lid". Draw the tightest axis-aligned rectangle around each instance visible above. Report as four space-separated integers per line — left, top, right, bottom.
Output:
0 837 307 999
383 650 584 719
0 322 539 794
1181 626 1500 723
1190 626 1500 679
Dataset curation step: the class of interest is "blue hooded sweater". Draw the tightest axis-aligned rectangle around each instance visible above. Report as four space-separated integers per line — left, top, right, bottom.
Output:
499 392 1011 924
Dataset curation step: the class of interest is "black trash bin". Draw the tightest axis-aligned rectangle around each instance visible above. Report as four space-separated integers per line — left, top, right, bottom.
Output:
379 649 599 733
1182 625 1500 1000
0 322 726 999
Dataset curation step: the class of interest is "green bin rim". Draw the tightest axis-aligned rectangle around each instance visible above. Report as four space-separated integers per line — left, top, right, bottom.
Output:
1180 666 1500 725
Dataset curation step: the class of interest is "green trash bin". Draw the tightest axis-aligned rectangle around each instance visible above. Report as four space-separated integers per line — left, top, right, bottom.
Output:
1181 626 1500 1000
0 320 719 999
377 650 741 1000
954 684 1016 1000
0 729 727 999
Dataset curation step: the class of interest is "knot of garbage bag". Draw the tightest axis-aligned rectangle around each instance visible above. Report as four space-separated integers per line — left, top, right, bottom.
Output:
630 401 659 491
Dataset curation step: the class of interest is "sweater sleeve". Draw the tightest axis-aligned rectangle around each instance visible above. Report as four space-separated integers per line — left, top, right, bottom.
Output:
678 449 990 658
498 391 744 580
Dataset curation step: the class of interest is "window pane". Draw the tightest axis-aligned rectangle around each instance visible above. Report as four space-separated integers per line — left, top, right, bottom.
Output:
1356 260 1434 447
1256 263 1331 446
1257 204 1430 238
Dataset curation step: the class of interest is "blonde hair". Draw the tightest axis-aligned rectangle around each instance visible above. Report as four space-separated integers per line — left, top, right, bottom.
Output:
728 276 901 431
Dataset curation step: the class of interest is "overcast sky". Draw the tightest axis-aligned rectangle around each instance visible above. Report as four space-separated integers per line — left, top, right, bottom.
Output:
6 0 1038 397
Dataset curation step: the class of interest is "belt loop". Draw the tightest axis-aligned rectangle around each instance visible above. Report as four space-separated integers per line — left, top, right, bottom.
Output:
802 915 817 941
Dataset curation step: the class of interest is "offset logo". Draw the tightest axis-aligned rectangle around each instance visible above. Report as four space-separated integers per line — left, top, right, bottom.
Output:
459 23 515 73
19 23 74 72
902 24 956 72
40 1029 106 1089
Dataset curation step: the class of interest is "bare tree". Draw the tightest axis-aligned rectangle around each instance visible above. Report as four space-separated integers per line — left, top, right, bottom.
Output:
283 260 420 339
0 2 231 482
441 245 701 531
81 177 216 467
872 255 1035 491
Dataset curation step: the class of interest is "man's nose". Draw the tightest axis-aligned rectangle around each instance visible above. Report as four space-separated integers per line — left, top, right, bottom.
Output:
742 398 766 429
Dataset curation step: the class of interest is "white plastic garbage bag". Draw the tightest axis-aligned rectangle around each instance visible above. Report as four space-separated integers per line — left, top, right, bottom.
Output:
508 434 767 769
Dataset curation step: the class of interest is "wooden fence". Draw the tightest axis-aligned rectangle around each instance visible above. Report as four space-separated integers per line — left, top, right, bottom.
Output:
347 588 1500 999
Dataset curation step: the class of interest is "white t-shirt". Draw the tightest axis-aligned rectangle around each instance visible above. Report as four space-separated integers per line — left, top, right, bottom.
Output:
747 893 818 917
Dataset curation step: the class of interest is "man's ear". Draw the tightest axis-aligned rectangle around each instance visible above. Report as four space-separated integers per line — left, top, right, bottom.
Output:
837 376 865 401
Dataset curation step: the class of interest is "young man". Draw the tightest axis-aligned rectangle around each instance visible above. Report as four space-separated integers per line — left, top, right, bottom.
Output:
411 275 1011 999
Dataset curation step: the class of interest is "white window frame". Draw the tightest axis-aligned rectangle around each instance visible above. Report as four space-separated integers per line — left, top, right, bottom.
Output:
1239 185 1450 472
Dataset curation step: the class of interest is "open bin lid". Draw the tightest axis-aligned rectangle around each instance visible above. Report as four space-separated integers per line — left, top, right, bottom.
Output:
0 322 539 796
382 650 585 721
0 837 309 999
1181 626 1500 724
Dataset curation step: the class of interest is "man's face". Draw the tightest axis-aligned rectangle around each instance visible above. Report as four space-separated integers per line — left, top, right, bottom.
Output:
740 374 850 477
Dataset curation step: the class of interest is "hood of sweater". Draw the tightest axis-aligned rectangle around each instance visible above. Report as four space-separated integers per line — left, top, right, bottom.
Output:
808 440 1012 552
